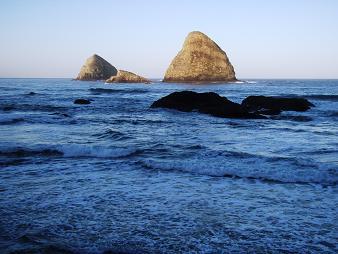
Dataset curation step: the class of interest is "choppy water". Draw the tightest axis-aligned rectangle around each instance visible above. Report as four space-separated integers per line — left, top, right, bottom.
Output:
0 78 337 253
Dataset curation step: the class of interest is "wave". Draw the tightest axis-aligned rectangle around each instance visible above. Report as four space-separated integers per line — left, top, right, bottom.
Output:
0 115 25 125
327 111 338 117
9 242 75 254
0 158 27 167
89 88 148 94
0 103 68 113
281 94 338 102
229 80 257 84
111 118 171 125
92 128 130 140
138 150 338 185
0 112 76 126
304 94 338 101
270 115 313 122
0 144 139 159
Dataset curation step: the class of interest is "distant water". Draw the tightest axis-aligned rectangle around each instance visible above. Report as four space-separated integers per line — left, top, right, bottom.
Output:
0 79 337 253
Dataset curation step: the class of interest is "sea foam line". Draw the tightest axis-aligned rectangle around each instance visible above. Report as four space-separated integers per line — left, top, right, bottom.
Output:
139 151 338 185
0 144 138 159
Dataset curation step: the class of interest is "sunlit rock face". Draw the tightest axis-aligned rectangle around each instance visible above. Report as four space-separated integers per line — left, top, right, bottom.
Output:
76 54 117 81
106 70 150 83
163 31 236 83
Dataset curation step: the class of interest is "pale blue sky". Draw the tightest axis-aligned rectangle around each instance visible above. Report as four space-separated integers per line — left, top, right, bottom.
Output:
0 0 337 78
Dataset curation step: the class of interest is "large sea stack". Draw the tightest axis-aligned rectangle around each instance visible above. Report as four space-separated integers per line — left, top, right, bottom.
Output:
76 54 117 81
163 31 236 83
106 70 150 83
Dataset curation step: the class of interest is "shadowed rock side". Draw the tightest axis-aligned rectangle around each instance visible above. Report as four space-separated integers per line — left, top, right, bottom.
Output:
163 31 236 83
151 91 265 119
242 96 315 113
106 70 150 83
76 54 117 81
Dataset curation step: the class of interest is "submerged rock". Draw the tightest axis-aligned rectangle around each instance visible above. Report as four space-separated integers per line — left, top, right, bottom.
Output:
151 91 265 119
241 96 314 112
76 54 117 81
106 70 150 83
74 99 91 105
163 31 236 83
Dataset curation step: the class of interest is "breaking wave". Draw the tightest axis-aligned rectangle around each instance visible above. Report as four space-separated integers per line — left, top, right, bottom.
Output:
0 144 139 159
139 150 338 185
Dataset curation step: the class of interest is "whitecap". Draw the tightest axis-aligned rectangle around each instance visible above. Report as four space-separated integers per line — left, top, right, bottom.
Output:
139 151 338 185
59 144 137 158
0 143 138 159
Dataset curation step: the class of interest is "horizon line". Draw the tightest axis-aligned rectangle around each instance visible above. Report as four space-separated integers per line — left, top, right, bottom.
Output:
1 77 338 80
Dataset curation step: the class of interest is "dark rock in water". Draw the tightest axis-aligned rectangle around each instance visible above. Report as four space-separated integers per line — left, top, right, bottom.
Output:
241 96 314 112
74 99 91 105
75 54 118 81
163 31 236 83
27 92 36 95
151 91 265 119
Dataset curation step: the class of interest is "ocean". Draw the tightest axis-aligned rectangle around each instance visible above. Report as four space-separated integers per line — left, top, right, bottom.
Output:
0 78 337 253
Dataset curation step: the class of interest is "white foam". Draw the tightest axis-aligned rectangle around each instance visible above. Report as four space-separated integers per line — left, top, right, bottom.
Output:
0 143 138 159
141 152 338 184
230 80 257 84
58 144 137 158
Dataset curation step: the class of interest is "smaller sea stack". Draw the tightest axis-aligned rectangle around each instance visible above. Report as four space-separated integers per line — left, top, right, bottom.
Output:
76 54 117 81
106 70 150 83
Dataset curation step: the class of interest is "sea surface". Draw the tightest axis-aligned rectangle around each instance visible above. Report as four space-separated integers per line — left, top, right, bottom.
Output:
0 79 337 253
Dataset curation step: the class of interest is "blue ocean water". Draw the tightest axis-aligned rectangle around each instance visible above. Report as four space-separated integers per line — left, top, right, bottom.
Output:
0 78 337 253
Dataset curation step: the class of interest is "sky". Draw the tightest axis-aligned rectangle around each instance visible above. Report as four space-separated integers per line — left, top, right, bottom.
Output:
0 0 337 79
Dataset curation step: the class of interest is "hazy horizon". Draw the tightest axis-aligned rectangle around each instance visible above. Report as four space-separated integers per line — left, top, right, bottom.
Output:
1 0 337 79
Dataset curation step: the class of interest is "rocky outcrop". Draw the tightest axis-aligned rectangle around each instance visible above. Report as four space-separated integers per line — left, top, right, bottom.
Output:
151 91 265 119
76 54 117 81
106 70 150 83
241 96 314 112
163 31 236 83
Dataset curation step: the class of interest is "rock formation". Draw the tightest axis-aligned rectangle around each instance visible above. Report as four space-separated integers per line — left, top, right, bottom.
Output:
163 31 236 83
106 70 150 83
241 96 314 112
151 91 264 119
76 54 117 81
